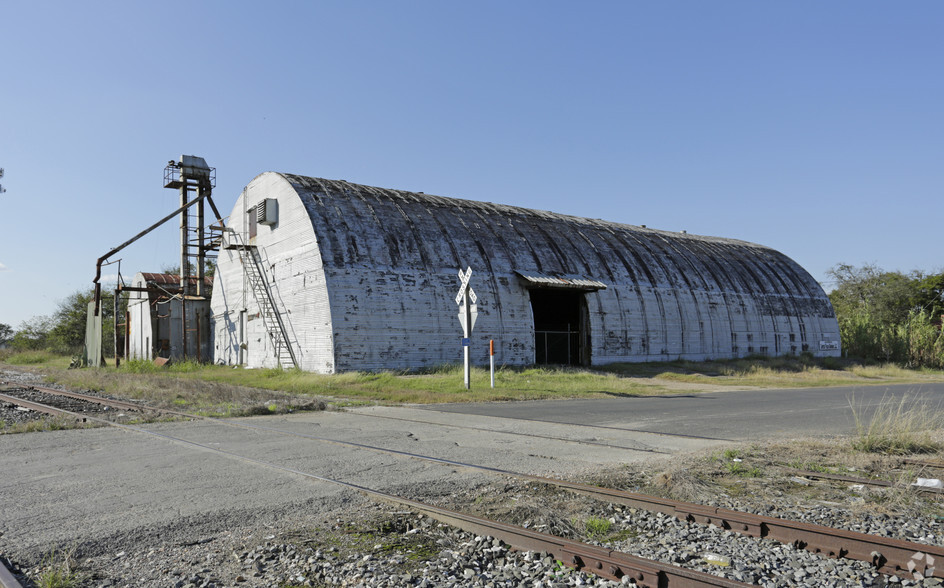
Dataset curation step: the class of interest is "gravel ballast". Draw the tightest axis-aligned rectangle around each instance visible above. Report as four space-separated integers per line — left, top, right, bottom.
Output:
3 368 944 587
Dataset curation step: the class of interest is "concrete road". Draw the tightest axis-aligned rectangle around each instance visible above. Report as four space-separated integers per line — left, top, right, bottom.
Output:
2 381 942 562
0 405 721 560
422 382 944 440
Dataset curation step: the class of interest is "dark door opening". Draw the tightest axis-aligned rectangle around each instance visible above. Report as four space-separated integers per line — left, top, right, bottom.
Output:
530 289 589 366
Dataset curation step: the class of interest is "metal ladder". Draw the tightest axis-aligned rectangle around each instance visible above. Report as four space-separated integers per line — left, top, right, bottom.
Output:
226 230 298 369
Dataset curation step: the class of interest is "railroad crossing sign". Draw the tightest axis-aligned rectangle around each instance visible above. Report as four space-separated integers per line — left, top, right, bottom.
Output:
455 266 480 390
455 267 477 305
458 304 478 332
456 267 478 332
456 267 479 337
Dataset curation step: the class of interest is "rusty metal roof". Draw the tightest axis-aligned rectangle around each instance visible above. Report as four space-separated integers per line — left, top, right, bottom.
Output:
133 273 214 289
137 273 183 286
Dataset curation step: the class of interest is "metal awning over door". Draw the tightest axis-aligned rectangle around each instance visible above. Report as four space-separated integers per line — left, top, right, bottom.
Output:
515 271 606 291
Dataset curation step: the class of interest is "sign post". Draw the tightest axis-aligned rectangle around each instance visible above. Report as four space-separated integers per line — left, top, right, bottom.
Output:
456 266 478 390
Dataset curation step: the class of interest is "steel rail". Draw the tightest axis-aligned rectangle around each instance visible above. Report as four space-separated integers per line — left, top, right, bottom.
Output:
0 392 83 418
167 422 944 579
4 396 751 588
782 467 944 495
17 385 153 413
14 385 944 579
542 476 942 579
166 408 944 579
0 558 23 588
903 458 944 470
12 385 942 579
780 467 894 487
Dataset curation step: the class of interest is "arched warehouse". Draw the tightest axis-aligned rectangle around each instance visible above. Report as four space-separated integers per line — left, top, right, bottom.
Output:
210 172 840 373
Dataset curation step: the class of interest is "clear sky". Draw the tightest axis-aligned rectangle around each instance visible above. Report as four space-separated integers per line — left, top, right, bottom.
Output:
1 1 942 329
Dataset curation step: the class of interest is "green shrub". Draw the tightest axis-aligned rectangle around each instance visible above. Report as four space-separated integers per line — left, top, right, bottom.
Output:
839 309 944 369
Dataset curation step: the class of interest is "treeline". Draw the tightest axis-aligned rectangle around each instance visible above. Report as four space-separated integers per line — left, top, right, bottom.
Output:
2 264 943 369
1 289 120 355
1 263 207 356
828 263 944 368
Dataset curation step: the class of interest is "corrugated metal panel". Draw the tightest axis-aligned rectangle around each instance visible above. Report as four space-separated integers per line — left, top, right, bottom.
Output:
211 172 842 372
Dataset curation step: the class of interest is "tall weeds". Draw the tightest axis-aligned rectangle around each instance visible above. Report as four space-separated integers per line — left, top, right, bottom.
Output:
849 393 944 455
840 309 944 369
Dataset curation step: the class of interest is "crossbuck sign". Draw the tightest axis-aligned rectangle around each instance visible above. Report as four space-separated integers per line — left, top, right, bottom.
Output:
456 266 478 389
455 267 477 305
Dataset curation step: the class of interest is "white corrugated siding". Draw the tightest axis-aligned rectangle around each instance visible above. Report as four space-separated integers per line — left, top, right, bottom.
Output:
211 174 334 372
211 172 841 371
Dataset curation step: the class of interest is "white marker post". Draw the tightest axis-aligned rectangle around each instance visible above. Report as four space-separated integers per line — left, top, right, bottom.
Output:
455 267 478 390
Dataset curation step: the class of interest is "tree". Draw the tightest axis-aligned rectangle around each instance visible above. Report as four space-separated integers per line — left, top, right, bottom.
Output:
826 263 924 327
44 288 121 355
0 323 13 346
827 263 944 366
6 288 127 356
910 273 944 322
10 315 53 350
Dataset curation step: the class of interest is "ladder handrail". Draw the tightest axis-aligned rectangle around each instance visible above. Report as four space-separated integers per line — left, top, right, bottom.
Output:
226 229 298 369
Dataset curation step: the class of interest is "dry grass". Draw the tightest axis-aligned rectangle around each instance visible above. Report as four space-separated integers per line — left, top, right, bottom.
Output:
34 546 80 588
3 352 943 413
849 394 944 455
0 415 95 435
572 431 944 521
604 355 944 390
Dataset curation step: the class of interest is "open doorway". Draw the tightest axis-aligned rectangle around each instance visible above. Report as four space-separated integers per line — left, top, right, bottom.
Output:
529 289 590 366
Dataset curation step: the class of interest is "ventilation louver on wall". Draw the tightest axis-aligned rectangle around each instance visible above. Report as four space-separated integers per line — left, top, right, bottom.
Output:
257 198 278 225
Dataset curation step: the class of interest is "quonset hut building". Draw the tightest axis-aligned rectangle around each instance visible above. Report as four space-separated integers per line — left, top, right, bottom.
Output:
210 173 840 373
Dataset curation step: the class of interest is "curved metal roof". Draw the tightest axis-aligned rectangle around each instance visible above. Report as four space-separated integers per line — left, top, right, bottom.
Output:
279 174 833 318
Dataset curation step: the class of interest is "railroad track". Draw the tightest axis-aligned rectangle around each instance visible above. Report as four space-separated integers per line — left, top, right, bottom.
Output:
0 383 152 422
2 384 941 583
0 387 747 587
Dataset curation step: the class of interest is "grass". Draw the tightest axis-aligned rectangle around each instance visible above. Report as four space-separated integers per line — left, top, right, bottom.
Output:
2 351 943 410
582 516 612 539
850 394 944 455
725 462 764 477
34 547 80 588
787 460 830 473
604 354 944 389
0 415 94 435
607 435 944 519
0 350 69 366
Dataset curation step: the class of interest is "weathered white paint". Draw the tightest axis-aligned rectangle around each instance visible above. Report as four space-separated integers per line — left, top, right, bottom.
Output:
210 173 841 373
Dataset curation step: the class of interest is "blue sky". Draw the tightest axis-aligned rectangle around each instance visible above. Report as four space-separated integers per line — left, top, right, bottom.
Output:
2 1 942 329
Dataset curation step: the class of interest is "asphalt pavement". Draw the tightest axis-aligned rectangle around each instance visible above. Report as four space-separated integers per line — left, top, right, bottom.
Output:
422 382 944 440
